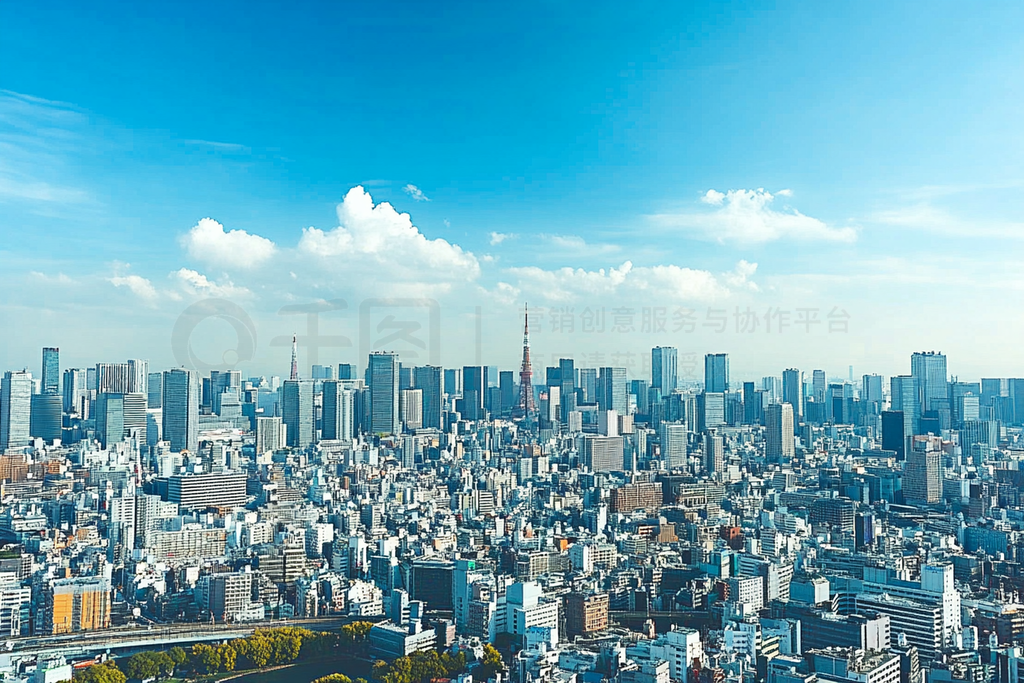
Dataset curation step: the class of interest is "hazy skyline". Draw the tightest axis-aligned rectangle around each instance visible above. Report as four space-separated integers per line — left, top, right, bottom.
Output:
1 2 1022 379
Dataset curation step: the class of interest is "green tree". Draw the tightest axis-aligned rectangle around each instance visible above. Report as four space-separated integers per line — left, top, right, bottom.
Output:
168 648 187 668
191 644 221 675
124 652 161 681
478 645 505 681
74 664 127 683
217 644 237 673
311 675 352 683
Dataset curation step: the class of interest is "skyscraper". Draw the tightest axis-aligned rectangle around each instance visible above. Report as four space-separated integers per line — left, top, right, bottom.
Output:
30 393 62 442
704 429 724 475
413 365 443 429
462 366 486 421
766 403 795 463
322 380 354 441
369 352 400 435
559 358 576 423
782 368 803 424
0 371 32 450
904 440 941 505
890 375 920 440
597 367 628 415
881 410 906 460
704 353 729 393
697 392 725 432
337 363 355 381
660 422 687 470
41 348 59 395
652 346 678 393
742 382 757 425
127 359 148 395
147 371 163 410
162 369 199 453
499 370 515 418
812 369 826 404
63 368 89 416
911 352 948 413
95 393 125 449
282 379 314 448
862 374 884 404
210 370 242 416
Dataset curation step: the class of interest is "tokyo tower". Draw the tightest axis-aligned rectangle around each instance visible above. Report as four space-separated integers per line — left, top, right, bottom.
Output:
514 304 537 418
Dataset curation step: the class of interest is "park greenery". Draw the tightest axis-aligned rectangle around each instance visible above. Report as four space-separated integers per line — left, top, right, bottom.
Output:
71 623 376 683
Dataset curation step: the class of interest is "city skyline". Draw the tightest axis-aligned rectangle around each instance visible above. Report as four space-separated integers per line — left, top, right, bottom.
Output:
1 2 1023 378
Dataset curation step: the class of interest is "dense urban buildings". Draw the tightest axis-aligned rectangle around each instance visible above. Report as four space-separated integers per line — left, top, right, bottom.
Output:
0 334 1021 683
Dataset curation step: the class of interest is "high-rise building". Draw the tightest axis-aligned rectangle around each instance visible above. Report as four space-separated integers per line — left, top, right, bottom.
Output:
766 403 795 463
904 439 941 505
881 410 906 460
322 380 354 441
499 370 515 418
210 370 241 416
29 393 62 442
127 359 148 394
400 388 423 430
582 435 625 472
704 428 724 474
0 371 32 450
255 416 285 455
660 422 688 470
162 369 199 453
559 358 576 423
891 375 920 439
811 369 826 404
369 352 400 435
742 382 757 425
597 367 628 415
462 366 486 420
282 379 314 448
96 393 125 449
63 368 89 416
42 576 111 634
312 364 333 380
862 374 884 404
147 371 163 410
782 368 803 424
697 392 725 432
911 352 947 413
41 347 59 395
704 353 729 393
412 365 442 429
579 368 597 403
652 347 678 393
337 363 355 381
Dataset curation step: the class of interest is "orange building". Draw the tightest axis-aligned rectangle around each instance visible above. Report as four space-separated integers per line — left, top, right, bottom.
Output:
43 576 111 634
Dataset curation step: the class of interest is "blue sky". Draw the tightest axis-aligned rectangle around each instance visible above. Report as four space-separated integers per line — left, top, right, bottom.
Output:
1 1 1022 382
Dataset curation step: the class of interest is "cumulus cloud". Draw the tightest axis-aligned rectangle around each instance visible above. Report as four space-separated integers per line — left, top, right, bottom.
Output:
109 274 158 302
490 231 516 245
182 218 276 269
403 184 430 201
653 188 856 244
172 268 251 298
505 259 757 303
299 185 479 281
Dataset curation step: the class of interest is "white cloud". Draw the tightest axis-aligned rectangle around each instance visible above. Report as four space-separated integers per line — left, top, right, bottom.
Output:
490 231 516 245
873 203 1024 238
403 184 430 201
543 234 621 256
108 274 158 303
181 217 276 269
654 188 856 244
299 185 479 281
505 259 757 303
172 268 251 298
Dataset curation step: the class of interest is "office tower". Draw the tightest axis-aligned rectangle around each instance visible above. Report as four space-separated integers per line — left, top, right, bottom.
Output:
282 379 314 448
704 429 724 474
0 371 32 450
862 374 884 404
42 577 111 634
337 363 355 381
597 367 628 414
881 410 906 460
742 382 757 425
322 381 354 441
811 370 826 404
256 416 285 455
704 353 729 393
123 393 147 443
890 375 920 439
41 347 59 395
960 420 998 464
904 441 941 505
62 368 88 416
911 351 947 413
96 362 130 394
630 379 650 416
444 368 461 396
210 370 241 416
652 346 678 393
147 371 163 410
413 366 443 429
463 366 486 420
659 422 687 470
369 352 400 435
761 375 778 402
30 393 62 442
312 364 333 380
559 358 576 422
579 368 597 403
398 364 413 391
697 392 725 432
499 370 515 418
980 378 1006 413
95 393 125 449
782 368 803 423
582 434 625 472
766 403 795 463
1009 378 1024 425
400 388 423 430
162 368 199 453
127 359 148 394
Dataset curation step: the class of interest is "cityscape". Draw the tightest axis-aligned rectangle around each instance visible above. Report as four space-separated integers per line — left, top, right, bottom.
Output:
3 3 1023 683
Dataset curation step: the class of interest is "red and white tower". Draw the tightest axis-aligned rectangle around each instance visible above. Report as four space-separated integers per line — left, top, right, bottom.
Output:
289 333 299 380
515 304 537 418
